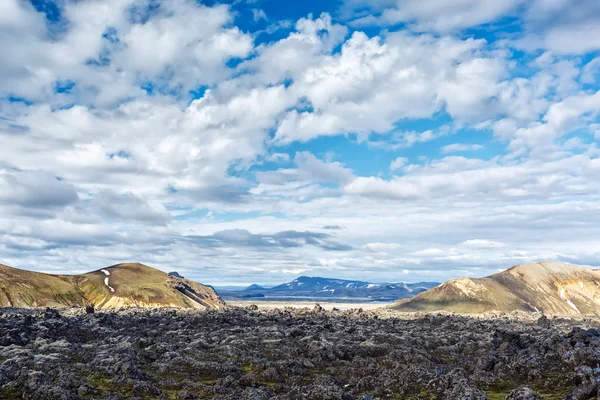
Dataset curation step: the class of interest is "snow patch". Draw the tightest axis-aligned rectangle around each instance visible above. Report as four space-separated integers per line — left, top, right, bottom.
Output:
101 269 115 293
579 281 584 289
565 299 580 313
559 288 580 314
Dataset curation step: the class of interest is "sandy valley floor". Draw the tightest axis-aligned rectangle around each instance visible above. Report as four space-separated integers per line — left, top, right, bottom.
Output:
227 300 388 311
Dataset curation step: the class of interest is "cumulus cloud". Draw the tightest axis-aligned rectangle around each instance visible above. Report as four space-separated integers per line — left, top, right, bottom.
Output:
500 91 600 151
0 0 254 105
274 31 508 143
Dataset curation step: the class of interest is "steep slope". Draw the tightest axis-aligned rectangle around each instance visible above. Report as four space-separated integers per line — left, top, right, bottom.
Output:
0 262 224 309
391 261 600 315
0 264 88 308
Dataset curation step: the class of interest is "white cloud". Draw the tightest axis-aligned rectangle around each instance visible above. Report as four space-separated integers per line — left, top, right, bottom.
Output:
459 239 506 249
345 154 600 202
2 1 600 285
274 31 508 143
252 8 268 22
582 57 600 84
265 153 291 163
371 127 453 151
390 157 408 171
522 0 600 54
363 242 402 253
345 0 523 32
118 2 253 91
504 91 600 151
282 268 309 275
442 144 484 154
0 0 253 106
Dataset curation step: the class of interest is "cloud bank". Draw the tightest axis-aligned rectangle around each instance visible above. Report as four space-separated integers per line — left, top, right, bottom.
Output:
1 0 599 284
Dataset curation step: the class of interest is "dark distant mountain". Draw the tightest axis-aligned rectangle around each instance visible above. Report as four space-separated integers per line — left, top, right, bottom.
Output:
217 276 439 302
245 284 266 291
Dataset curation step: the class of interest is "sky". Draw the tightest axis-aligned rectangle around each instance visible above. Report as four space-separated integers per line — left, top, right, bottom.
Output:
1 0 600 285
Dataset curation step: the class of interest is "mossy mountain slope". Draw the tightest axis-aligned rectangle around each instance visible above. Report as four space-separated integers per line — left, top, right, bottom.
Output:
391 261 600 315
0 262 224 309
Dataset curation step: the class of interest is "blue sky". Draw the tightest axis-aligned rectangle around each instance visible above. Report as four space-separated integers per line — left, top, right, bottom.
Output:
1 0 600 285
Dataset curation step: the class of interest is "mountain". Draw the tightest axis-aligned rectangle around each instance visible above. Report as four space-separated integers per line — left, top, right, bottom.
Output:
391 261 600 315
244 284 266 291
0 262 225 309
218 276 439 302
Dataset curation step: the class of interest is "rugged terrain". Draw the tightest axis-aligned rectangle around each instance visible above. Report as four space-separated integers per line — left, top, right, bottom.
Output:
0 263 224 309
218 277 438 302
392 262 600 315
1 306 599 399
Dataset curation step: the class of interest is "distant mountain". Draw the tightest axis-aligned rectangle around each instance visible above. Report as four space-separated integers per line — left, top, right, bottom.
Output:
245 284 266 291
391 261 600 315
218 276 439 302
0 263 225 309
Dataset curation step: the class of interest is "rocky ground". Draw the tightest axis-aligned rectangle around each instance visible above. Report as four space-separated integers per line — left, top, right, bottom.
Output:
0 306 599 399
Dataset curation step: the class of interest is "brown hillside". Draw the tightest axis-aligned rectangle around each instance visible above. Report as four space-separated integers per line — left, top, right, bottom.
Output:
391 261 600 315
0 263 224 309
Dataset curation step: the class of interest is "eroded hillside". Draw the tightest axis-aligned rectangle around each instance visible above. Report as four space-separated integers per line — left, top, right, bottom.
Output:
392 262 600 315
0 263 224 309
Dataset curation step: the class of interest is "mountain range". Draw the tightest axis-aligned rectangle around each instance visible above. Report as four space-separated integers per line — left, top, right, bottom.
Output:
0 262 224 309
3 260 599 316
217 276 439 302
391 261 600 315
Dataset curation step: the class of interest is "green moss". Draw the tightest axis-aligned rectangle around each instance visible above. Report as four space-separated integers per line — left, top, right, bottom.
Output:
240 364 254 373
0 386 24 399
412 389 438 399
484 374 573 400
83 372 133 397
485 390 510 400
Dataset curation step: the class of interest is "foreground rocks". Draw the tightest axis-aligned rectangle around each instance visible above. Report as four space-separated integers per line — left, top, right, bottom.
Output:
0 307 599 399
